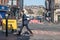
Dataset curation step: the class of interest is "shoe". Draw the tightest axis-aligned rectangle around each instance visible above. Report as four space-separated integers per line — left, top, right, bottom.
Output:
13 33 21 36
17 33 21 36
30 33 33 36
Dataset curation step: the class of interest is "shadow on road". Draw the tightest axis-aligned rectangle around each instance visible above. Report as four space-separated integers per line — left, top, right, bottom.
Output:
17 31 30 40
0 31 30 40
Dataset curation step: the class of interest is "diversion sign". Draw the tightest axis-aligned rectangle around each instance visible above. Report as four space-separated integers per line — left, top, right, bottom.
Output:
2 19 17 30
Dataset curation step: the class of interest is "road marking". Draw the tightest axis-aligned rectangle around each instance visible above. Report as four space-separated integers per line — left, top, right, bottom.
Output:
31 30 60 35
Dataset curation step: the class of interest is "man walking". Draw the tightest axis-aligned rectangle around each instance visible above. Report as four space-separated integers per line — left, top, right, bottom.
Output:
17 10 33 36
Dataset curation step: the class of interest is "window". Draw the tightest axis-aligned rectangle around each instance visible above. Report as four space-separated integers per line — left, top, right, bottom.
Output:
8 0 17 5
1 0 4 4
8 0 12 5
13 0 17 5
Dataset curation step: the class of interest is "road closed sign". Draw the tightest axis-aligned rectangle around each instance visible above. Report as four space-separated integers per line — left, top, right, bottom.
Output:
2 19 17 30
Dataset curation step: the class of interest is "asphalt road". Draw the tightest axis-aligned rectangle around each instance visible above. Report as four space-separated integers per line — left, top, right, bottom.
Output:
0 23 60 40
28 23 60 32
16 23 60 40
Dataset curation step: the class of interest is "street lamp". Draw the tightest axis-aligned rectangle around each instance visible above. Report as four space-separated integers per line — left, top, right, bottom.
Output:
5 13 8 37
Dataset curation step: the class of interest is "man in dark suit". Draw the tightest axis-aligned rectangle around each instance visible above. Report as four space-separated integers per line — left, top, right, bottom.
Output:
17 10 33 36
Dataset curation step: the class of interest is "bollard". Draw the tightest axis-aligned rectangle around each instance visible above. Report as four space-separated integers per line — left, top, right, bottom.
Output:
5 13 8 37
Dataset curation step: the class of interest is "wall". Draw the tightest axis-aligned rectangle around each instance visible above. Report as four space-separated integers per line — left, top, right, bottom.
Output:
0 0 8 5
54 9 60 23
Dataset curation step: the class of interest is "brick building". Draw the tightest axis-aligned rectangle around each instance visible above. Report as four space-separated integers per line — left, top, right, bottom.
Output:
0 0 22 17
0 0 20 6
8 0 19 6
0 0 8 5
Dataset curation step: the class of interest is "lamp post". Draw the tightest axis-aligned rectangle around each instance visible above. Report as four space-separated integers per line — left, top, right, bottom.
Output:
5 13 8 37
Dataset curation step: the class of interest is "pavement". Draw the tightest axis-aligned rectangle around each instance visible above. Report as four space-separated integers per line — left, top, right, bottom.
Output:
0 22 60 40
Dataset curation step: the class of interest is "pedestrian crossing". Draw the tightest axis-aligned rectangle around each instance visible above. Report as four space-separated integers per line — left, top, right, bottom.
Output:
31 30 60 35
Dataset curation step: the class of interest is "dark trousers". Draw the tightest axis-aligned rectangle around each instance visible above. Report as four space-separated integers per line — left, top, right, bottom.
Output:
19 24 32 35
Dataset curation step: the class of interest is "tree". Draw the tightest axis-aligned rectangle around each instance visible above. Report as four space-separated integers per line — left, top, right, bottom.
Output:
26 9 34 14
37 8 43 16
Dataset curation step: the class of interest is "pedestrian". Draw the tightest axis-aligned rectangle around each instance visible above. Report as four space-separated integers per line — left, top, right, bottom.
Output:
17 10 33 36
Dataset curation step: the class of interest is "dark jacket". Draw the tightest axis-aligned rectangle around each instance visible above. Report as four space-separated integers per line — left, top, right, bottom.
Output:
22 14 29 25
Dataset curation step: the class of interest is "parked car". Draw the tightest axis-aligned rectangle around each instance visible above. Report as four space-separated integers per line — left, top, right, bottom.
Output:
29 18 40 24
36 16 41 20
36 16 43 22
29 16 34 20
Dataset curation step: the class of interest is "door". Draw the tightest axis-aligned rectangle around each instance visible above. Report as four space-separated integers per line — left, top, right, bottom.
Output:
58 15 60 22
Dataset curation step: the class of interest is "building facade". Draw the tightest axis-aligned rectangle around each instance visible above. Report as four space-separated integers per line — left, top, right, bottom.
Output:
0 0 21 6
0 0 23 19
54 0 60 23
55 0 60 4
0 0 8 5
